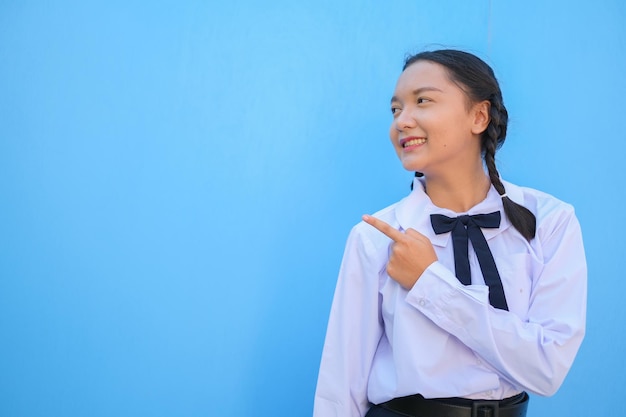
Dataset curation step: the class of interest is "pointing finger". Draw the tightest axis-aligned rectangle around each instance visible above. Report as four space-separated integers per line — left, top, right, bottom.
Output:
362 215 404 242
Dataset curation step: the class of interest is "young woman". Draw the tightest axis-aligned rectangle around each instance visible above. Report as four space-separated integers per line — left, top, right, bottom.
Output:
313 50 586 417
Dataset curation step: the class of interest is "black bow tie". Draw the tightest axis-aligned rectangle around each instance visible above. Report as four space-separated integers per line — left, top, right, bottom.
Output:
430 211 509 310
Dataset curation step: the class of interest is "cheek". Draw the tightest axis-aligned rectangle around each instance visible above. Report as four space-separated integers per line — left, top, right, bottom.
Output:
389 123 398 142
415 111 436 130
388 126 402 156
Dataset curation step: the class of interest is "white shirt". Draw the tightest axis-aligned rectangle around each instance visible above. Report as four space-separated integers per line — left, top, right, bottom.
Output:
313 178 587 417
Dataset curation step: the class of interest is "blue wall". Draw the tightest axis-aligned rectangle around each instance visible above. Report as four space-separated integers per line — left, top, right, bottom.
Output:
1 1 624 416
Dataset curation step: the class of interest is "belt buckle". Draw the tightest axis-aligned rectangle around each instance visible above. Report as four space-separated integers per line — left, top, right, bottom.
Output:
472 400 499 417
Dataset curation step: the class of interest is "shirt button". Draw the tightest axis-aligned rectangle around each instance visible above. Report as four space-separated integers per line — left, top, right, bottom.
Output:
418 298 426 307
485 390 493 397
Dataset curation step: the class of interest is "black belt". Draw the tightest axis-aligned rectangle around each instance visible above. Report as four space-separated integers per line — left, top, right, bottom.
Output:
378 392 528 417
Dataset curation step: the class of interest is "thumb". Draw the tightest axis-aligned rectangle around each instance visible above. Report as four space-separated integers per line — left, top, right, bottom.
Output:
404 228 425 238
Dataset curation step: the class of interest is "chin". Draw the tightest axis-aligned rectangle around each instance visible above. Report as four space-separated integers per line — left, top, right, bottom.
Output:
400 160 424 172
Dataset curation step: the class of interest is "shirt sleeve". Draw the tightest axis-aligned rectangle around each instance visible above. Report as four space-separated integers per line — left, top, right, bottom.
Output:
405 207 587 396
313 226 385 417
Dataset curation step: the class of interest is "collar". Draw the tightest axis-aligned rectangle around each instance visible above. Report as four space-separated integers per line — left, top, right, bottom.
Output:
395 178 523 247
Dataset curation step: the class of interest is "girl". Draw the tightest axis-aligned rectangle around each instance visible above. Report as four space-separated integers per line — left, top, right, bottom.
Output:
313 50 586 417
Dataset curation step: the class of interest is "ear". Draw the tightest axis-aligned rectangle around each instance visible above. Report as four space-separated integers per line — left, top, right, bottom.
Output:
470 100 491 135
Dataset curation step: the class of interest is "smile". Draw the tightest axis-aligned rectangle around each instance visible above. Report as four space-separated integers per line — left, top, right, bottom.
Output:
402 137 427 148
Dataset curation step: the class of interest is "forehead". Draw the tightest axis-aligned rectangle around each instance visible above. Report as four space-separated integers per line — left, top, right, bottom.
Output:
394 60 457 95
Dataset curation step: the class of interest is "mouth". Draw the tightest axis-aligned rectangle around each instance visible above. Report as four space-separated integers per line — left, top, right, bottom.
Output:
400 137 427 148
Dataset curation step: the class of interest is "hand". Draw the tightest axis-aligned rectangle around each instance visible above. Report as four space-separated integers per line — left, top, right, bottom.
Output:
362 214 437 290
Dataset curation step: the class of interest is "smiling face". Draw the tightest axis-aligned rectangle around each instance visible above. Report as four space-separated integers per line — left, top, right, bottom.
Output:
389 60 489 178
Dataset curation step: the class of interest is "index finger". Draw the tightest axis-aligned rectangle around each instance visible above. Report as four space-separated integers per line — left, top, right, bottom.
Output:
362 214 404 242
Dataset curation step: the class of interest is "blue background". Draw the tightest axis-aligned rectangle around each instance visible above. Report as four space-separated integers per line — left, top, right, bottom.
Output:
1 1 624 416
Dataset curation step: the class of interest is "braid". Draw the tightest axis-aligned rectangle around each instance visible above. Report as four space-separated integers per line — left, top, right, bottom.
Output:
485 95 536 240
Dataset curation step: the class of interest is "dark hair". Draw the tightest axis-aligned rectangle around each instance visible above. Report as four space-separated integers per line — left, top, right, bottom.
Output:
404 49 536 240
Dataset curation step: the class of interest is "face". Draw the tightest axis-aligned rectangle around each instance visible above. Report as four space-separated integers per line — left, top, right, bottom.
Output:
389 60 488 177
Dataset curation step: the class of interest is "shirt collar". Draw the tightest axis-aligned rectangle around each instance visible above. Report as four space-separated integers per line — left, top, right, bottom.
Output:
395 178 520 247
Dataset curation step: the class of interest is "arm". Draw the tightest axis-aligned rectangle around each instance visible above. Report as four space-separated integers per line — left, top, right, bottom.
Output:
313 226 384 417
406 208 587 396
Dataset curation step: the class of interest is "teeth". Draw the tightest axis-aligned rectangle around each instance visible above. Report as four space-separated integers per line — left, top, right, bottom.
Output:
403 138 426 147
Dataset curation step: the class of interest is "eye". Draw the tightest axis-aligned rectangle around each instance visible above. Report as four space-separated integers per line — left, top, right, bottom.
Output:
391 106 401 116
417 97 430 104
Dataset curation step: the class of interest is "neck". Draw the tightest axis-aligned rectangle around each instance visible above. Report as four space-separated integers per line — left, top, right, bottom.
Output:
424 168 492 213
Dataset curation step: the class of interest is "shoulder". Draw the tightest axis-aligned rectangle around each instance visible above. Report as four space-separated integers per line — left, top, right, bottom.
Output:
506 181 574 215
504 180 579 239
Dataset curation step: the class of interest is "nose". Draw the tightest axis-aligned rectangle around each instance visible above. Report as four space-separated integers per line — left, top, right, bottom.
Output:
394 108 416 132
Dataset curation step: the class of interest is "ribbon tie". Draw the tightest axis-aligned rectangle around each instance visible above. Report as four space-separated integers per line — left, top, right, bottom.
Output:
430 211 509 310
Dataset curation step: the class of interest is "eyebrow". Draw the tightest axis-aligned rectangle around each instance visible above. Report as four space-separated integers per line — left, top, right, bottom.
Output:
390 87 443 103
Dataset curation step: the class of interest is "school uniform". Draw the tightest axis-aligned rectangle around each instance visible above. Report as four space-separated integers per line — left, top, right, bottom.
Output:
313 178 586 417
